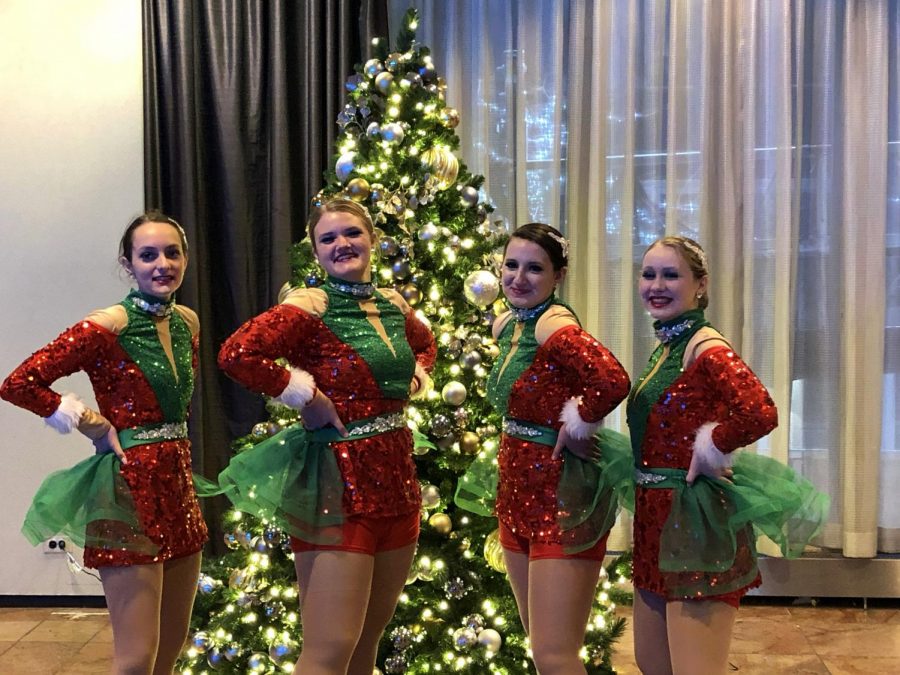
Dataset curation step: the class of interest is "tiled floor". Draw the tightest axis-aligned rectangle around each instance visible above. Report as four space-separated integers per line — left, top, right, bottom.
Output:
0 607 112 674
611 601 900 674
1 602 899 673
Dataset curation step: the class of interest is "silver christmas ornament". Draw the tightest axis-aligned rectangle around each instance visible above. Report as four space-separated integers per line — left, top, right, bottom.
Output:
463 270 500 307
460 185 479 207
335 151 356 182
442 381 468 406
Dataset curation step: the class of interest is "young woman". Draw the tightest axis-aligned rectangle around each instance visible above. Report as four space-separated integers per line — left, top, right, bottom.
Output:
217 198 436 675
471 222 631 675
628 236 827 674
1 212 208 674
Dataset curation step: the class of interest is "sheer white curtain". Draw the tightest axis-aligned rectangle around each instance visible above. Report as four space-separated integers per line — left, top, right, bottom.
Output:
394 0 900 556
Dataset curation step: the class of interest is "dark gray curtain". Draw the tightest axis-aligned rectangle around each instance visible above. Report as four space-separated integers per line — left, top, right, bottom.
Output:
142 0 387 551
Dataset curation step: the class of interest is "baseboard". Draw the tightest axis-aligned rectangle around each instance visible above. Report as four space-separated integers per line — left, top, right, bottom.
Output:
0 595 106 608
752 555 900 598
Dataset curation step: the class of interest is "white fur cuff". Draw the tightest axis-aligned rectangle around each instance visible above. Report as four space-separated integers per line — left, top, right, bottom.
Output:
44 393 86 434
559 396 602 440
693 422 732 470
273 368 317 410
410 363 434 401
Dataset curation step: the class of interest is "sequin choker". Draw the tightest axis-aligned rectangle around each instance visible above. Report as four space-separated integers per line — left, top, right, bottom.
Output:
654 309 705 344
506 295 554 322
326 275 375 299
128 290 175 318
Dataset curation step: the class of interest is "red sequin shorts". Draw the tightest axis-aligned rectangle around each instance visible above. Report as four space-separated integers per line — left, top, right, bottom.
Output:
499 518 608 561
290 511 420 556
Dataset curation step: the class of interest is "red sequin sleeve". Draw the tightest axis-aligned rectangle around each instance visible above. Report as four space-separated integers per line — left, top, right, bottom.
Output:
699 347 778 452
217 304 311 398
545 324 631 422
406 313 436 372
0 320 111 418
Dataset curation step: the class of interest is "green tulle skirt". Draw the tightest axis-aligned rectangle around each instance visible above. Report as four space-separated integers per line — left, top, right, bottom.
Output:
641 452 830 596
23 424 218 556
215 423 346 544
455 425 634 554
22 452 158 555
214 416 411 545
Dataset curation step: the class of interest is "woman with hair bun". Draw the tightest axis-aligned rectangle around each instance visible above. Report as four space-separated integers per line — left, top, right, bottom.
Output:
628 236 827 674
217 197 436 674
459 222 631 674
1 211 208 674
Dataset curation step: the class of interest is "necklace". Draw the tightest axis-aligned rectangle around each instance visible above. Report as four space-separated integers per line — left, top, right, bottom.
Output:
653 309 706 344
654 317 697 344
507 296 553 322
326 276 375 299
129 291 174 318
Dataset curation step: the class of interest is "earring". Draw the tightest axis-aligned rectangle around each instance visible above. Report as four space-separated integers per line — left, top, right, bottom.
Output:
696 292 703 299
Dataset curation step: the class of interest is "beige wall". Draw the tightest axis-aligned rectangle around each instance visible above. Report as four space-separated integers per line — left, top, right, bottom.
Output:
0 0 143 595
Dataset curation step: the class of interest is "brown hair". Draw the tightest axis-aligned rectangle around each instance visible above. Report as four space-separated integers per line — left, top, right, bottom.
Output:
120 211 188 261
644 236 709 309
306 198 374 248
506 222 568 271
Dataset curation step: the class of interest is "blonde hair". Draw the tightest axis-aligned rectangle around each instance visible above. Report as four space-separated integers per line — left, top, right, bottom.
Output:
644 236 709 309
306 198 374 247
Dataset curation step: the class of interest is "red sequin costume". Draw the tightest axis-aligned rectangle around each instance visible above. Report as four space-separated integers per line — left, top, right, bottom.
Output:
630 344 778 600
0 303 209 568
218 285 436 519
489 302 631 543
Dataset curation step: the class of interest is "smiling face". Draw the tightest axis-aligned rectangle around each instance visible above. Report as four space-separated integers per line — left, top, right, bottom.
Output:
312 210 373 282
501 236 565 309
121 221 187 300
639 243 707 322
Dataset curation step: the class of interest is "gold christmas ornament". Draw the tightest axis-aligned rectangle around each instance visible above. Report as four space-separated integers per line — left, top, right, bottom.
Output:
346 177 371 202
375 71 394 94
415 556 436 581
459 431 480 454
429 512 452 534
385 52 402 72
440 107 460 128
400 282 423 306
405 563 419 584
364 58 384 77
483 529 507 573
421 483 441 508
420 146 459 190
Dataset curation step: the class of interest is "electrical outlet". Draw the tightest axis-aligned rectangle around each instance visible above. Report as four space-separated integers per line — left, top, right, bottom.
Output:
43 538 68 554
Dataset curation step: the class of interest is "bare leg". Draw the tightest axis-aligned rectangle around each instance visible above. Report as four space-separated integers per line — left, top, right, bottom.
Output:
153 552 202 674
100 563 163 675
292 550 375 674
503 548 531 634
346 543 417 675
526 558 603 675
666 599 737 675
633 589 673 675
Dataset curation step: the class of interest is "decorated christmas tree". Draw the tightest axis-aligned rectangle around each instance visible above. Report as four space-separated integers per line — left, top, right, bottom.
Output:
179 11 631 674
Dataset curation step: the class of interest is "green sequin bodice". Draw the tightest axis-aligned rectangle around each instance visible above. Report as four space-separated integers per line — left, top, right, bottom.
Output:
320 281 415 400
117 291 194 423
626 309 710 463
